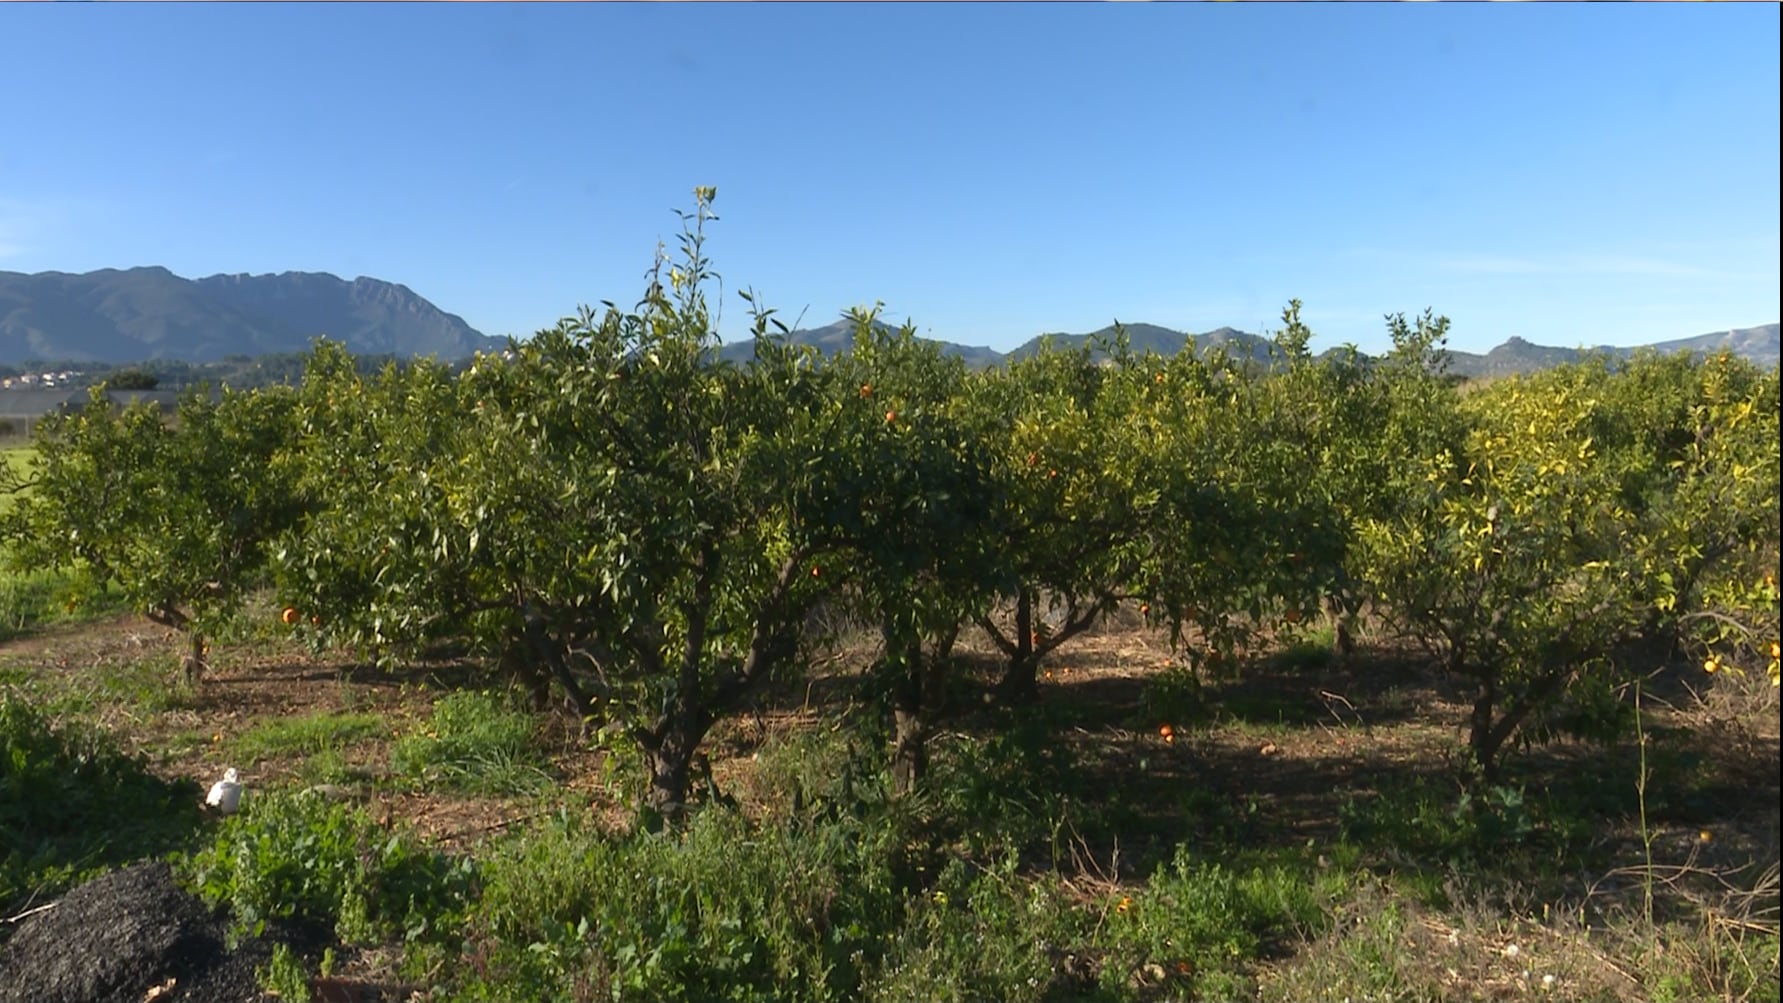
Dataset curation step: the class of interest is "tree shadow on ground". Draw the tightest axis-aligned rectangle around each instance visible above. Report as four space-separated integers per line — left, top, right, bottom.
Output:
902 641 1779 915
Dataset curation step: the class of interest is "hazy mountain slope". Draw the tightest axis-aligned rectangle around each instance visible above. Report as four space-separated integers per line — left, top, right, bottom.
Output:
0 267 500 364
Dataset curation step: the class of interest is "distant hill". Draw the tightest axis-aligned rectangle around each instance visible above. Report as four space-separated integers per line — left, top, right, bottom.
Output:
4 265 1773 379
743 319 1779 378
1006 323 1275 364
717 317 1003 368
1443 323 1780 380
0 267 502 364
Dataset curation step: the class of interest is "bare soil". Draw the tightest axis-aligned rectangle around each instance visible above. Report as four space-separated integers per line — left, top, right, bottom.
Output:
2 607 1776 998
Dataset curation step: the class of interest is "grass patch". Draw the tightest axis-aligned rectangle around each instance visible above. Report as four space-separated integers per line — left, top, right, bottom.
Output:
232 711 386 766
0 690 205 917
0 445 32 517
1096 845 1349 999
1268 625 1339 673
391 690 551 796
0 566 129 643
93 654 199 716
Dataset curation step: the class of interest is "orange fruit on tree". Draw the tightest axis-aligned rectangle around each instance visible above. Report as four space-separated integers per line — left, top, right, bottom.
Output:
281 607 301 626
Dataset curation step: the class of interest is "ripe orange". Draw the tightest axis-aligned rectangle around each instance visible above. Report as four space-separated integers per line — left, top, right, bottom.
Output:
1140 603 1150 617
309 615 322 627
281 607 301 626
859 383 873 398
885 410 897 424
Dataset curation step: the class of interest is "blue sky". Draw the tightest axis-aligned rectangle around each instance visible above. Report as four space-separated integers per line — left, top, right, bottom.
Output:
2 3 1777 356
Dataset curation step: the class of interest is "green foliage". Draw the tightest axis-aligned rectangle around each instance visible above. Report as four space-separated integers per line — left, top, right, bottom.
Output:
231 710 385 766
11 189 1778 839
1334 775 1596 878
103 368 160 391
258 942 313 1002
1350 342 1781 778
183 788 469 947
0 383 305 671
0 567 128 642
90 653 198 717
0 446 31 515
0 692 203 912
454 809 907 1003
281 189 842 811
1139 663 1208 730
960 333 1156 693
1094 845 1345 999
391 690 550 796
864 854 1087 1003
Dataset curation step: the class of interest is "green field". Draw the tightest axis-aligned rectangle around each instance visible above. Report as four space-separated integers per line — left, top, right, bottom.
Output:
0 444 33 515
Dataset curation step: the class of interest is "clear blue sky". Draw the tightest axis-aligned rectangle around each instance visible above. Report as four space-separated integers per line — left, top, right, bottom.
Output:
3 3 1777 355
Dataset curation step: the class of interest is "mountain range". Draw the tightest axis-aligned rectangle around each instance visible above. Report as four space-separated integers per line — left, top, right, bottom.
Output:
2 267 1775 379
1 267 501 364
726 317 1780 380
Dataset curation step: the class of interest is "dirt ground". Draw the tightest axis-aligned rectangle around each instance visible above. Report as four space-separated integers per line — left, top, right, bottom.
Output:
2 608 1776 999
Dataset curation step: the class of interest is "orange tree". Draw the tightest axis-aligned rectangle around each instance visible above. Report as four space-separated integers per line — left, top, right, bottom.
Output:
1346 339 1778 780
1607 352 1780 689
1 384 304 678
272 342 481 673
279 190 845 816
1116 330 1337 673
960 332 1159 701
1243 303 1422 655
815 312 1005 794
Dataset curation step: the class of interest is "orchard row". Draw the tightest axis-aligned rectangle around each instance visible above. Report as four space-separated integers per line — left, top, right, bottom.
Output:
5 193 1777 814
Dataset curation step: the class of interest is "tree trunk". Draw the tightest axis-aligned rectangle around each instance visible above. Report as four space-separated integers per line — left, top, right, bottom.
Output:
501 629 554 712
888 619 927 798
641 727 700 822
1468 671 1501 784
1324 593 1355 661
994 590 1040 703
183 631 207 684
518 606 596 721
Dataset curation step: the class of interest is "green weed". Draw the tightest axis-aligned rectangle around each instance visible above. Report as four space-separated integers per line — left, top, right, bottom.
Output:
391 690 551 796
1095 844 1346 999
259 942 313 1003
232 711 385 765
0 691 204 915
183 788 470 947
